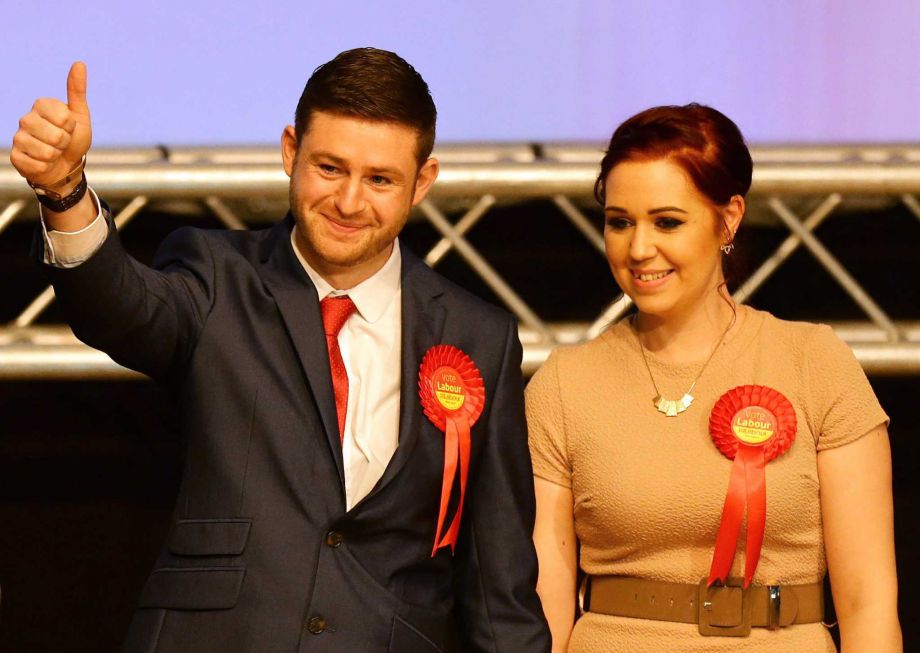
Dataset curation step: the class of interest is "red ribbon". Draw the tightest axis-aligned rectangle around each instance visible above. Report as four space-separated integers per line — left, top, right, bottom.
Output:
419 346 485 556
432 414 472 554
708 385 796 588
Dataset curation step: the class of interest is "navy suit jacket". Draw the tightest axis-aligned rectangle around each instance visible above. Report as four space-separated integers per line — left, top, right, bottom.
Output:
41 211 550 653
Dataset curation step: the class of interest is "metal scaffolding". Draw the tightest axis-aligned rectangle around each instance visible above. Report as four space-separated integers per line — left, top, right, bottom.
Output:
1 144 918 379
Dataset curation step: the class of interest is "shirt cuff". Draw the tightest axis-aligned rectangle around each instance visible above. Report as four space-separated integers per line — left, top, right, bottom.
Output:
41 187 107 268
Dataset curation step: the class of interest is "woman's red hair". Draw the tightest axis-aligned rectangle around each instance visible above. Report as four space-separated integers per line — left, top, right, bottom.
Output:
594 103 752 208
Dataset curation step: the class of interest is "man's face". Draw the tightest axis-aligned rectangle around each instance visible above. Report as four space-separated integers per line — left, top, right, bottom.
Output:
281 111 438 287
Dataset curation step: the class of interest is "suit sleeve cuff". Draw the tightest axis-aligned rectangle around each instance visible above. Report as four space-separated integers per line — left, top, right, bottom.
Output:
41 187 107 268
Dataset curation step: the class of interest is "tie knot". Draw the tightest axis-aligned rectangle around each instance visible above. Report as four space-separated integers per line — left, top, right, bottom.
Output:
320 296 357 337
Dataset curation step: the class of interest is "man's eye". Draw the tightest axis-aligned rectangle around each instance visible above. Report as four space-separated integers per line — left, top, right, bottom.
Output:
605 216 632 231
656 217 684 230
369 175 391 186
318 164 338 175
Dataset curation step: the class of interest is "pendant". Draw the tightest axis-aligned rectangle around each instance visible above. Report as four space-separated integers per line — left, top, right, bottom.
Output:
653 393 694 417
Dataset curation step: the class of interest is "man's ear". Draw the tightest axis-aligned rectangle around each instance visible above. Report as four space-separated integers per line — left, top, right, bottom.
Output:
411 157 439 206
281 125 298 177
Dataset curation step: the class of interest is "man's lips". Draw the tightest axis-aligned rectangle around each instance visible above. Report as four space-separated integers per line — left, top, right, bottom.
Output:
322 213 366 234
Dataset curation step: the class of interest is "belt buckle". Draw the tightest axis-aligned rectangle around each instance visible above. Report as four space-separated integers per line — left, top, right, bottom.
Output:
767 585 781 630
697 577 752 637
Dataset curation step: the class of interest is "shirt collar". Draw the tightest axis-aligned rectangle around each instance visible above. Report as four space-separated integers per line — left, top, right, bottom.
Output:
290 230 401 324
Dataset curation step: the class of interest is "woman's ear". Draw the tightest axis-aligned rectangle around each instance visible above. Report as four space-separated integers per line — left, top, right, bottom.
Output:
721 194 745 244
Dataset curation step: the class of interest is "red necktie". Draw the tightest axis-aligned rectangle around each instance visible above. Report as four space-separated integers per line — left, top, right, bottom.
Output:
320 296 357 442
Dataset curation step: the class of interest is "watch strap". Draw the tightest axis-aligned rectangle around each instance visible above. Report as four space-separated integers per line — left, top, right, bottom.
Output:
36 173 88 213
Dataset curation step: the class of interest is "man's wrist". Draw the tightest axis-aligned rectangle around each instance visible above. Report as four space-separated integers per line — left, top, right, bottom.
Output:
28 155 87 196
35 172 89 213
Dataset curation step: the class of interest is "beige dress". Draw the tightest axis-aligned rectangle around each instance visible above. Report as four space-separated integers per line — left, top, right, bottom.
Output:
526 307 888 652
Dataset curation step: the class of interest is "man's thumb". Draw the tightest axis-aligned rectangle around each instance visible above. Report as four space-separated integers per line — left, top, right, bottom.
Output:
66 61 90 116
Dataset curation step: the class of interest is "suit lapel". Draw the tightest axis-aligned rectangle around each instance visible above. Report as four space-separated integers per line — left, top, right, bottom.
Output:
366 244 446 498
257 215 345 491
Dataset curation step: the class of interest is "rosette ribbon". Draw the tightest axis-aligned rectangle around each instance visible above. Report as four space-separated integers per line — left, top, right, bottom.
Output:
707 385 796 588
418 345 485 556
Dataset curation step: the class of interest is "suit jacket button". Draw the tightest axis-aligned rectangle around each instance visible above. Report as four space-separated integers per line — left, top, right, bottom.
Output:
307 615 327 634
325 530 344 548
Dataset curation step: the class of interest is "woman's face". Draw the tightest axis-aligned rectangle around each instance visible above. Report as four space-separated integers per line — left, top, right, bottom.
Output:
603 158 738 322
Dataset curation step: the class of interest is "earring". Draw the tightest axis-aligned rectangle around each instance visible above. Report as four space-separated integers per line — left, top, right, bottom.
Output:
720 229 736 255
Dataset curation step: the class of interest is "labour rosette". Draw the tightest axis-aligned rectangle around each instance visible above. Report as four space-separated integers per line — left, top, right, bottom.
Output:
707 385 796 588
418 345 485 556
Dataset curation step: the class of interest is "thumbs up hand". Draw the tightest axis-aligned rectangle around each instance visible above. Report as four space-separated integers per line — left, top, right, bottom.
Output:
10 62 93 188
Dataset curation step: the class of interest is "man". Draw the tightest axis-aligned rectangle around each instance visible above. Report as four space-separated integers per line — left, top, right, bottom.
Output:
11 48 550 652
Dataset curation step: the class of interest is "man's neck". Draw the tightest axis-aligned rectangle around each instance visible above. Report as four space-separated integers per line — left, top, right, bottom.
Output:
293 230 394 291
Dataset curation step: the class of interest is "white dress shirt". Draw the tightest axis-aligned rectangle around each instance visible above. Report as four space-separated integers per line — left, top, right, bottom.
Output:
40 189 107 267
42 196 403 510
291 232 402 510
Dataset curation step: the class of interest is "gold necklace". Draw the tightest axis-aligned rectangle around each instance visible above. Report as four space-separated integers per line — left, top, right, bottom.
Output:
635 312 736 417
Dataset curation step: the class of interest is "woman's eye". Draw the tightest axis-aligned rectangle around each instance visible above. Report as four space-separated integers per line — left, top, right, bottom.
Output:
605 216 632 231
656 217 684 230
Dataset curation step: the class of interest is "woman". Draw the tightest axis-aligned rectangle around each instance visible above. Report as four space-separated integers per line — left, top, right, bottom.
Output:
527 104 901 652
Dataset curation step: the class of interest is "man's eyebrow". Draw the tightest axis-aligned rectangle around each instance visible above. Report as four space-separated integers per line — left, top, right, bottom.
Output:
308 150 346 165
309 151 405 179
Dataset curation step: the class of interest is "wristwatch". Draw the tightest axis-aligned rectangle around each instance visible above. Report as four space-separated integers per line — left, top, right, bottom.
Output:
28 155 89 212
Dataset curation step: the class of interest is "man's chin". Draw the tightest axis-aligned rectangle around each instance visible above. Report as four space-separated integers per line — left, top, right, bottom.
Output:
313 240 381 270
297 226 362 263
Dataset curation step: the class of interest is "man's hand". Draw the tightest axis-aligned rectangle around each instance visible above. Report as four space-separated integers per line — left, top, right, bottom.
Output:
10 61 92 188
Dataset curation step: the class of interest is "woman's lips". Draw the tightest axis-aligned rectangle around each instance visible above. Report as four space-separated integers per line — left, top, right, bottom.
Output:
630 269 673 289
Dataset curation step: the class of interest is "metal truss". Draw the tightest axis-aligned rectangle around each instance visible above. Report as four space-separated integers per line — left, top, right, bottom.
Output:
1 144 919 379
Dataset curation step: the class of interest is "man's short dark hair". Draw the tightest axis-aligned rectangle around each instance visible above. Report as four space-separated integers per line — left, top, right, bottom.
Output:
294 47 437 165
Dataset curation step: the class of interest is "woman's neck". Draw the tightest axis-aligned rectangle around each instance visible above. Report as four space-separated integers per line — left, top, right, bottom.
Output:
634 292 741 365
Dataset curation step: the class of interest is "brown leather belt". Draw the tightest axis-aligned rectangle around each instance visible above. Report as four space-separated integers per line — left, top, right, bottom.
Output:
584 575 825 637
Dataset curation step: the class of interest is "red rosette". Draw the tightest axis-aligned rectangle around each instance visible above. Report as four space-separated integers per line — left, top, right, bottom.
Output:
418 344 485 431
709 385 796 462
418 345 485 556
707 385 797 588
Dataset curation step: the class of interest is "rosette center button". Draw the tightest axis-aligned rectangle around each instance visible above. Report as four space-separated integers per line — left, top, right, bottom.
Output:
325 531 344 548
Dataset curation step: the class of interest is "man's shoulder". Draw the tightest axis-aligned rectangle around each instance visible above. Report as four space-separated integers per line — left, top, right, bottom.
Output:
402 246 514 327
436 273 512 324
156 222 276 265
165 222 272 250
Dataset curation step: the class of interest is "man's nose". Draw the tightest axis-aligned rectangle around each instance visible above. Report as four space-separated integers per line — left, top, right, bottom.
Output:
334 178 366 217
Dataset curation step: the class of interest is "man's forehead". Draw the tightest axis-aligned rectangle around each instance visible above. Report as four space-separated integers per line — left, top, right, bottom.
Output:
300 111 423 169
304 110 419 138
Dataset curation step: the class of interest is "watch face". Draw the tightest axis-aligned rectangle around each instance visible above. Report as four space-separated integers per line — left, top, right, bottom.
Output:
34 186 64 201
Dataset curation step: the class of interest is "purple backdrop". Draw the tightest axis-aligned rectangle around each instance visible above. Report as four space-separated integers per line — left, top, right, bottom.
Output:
2 0 919 145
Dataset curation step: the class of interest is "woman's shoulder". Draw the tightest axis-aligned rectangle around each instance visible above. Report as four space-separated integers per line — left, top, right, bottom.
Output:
549 319 633 368
528 320 632 393
747 308 852 360
746 307 836 351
